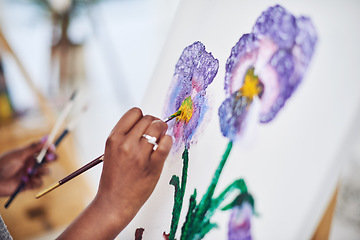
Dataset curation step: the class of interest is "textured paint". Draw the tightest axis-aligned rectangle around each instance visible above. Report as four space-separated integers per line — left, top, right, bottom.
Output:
168 148 189 240
135 228 144 240
164 41 219 150
220 5 318 141
222 192 255 240
177 96 194 123
144 5 316 240
179 142 250 240
227 203 253 240
163 42 219 240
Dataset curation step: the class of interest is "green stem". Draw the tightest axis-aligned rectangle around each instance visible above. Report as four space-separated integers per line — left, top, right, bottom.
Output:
197 141 233 219
206 179 247 220
184 141 233 239
169 148 189 240
180 189 197 240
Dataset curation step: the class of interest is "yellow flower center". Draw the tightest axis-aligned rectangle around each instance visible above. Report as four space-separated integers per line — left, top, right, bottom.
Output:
177 96 194 123
239 68 262 101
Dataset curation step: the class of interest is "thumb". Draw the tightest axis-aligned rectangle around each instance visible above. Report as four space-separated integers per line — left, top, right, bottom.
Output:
21 139 46 159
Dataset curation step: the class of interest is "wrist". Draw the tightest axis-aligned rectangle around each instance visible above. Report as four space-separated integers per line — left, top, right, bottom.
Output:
91 193 134 233
58 197 129 240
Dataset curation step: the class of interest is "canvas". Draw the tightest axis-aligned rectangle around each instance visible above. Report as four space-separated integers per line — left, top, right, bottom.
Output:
120 0 360 239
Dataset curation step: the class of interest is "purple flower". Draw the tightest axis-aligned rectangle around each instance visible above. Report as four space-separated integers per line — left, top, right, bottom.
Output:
164 41 219 150
219 5 317 141
223 192 255 240
228 202 253 240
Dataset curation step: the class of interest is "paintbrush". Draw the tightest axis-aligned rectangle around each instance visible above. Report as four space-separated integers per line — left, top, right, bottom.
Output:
4 91 79 208
35 90 78 165
163 110 181 123
35 111 182 199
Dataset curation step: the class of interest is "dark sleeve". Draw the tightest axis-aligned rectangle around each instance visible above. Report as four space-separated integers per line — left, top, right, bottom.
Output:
0 215 13 240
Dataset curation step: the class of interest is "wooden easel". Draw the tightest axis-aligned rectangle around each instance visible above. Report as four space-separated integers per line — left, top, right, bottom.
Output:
312 187 338 240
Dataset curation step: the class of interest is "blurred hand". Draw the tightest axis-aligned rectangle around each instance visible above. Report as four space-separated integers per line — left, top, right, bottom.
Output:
0 139 57 197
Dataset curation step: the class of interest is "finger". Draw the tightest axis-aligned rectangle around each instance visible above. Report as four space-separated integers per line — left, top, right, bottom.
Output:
45 152 57 162
150 135 172 172
24 156 38 173
126 115 159 140
28 135 47 149
33 167 50 177
22 138 51 165
22 141 44 159
110 107 143 136
48 144 56 153
140 120 168 154
26 177 43 190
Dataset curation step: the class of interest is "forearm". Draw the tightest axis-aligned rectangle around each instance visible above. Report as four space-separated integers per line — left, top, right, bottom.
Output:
57 198 131 240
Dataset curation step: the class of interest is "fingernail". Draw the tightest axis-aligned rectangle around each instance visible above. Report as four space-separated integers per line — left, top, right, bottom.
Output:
21 176 29 183
41 135 48 144
27 167 33 175
49 144 56 152
46 153 56 161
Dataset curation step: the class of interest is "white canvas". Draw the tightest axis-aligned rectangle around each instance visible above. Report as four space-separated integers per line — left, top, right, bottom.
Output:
119 0 360 239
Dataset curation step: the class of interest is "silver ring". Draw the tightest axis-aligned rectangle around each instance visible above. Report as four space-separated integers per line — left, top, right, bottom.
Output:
142 134 158 151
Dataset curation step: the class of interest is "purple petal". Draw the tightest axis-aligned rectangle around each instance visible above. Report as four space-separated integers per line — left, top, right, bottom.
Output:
295 16 318 62
258 49 295 122
174 41 218 90
228 203 253 240
183 91 207 148
164 41 218 150
218 92 250 141
220 5 317 141
252 5 298 49
225 34 259 96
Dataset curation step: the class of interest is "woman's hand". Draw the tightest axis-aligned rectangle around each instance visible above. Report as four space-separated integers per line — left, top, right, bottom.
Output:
57 108 172 240
0 139 57 197
96 107 172 222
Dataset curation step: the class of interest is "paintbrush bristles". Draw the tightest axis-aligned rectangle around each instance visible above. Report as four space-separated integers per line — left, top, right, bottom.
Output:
163 111 181 123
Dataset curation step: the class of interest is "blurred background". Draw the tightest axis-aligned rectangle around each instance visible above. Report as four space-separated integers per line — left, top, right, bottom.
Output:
0 0 359 239
0 0 179 239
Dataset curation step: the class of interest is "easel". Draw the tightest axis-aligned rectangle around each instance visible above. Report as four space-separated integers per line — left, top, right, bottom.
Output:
312 187 338 239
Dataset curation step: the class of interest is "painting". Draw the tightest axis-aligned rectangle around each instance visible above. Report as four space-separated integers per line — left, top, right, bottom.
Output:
121 0 360 239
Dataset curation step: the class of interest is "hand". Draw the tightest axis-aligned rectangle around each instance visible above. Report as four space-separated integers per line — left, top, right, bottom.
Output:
0 139 57 197
96 107 173 223
57 108 173 239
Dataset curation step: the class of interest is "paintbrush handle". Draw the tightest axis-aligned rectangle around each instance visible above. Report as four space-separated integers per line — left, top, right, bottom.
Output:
36 90 77 164
59 155 104 185
53 129 69 147
35 112 180 199
35 155 104 199
4 182 26 208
